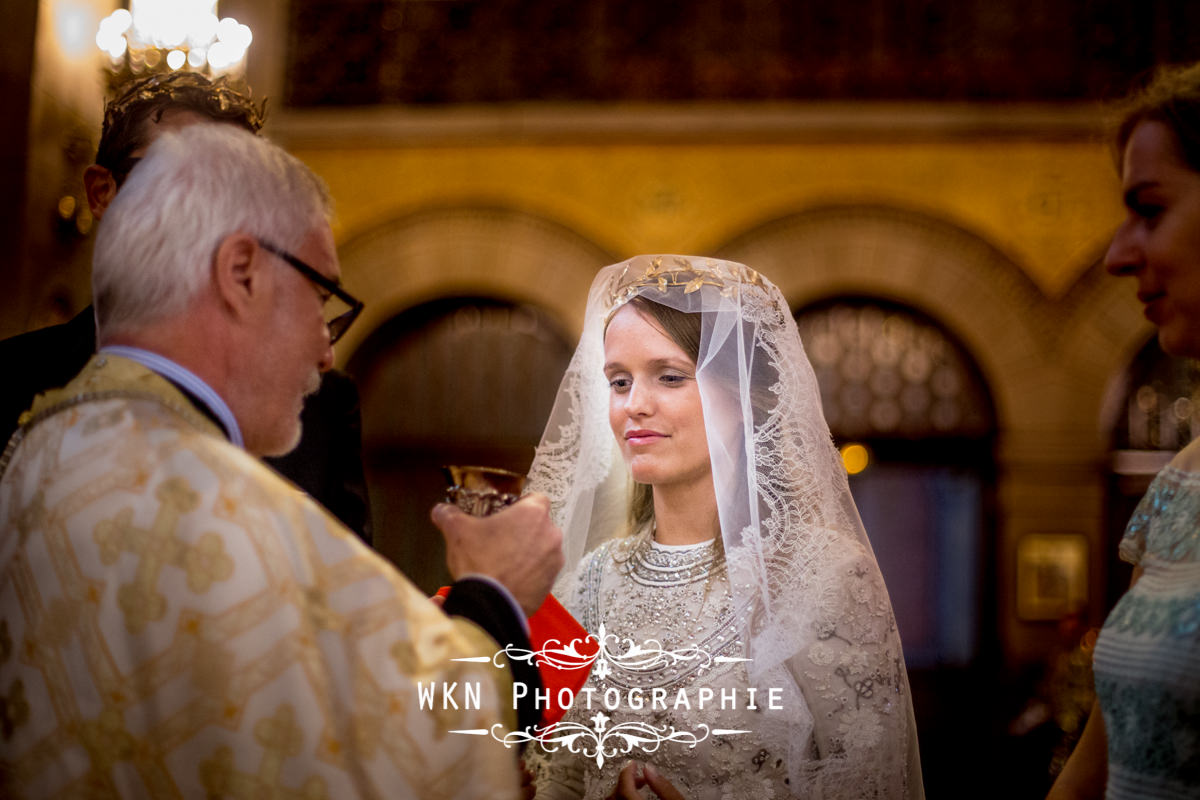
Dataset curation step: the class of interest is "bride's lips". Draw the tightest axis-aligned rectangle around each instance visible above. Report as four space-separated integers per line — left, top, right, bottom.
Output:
625 429 666 446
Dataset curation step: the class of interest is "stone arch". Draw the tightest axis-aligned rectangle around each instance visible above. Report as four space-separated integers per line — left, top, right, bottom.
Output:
714 204 1049 432
334 205 616 365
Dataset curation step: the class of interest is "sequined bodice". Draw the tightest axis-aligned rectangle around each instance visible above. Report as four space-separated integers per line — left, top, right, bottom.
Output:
1093 462 1200 799
578 537 748 685
533 536 794 800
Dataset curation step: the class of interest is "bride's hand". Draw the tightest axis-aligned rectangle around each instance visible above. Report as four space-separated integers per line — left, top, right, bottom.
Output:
607 761 686 800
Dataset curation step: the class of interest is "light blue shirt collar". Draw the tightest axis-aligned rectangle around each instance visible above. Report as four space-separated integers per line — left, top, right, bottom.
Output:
98 345 244 448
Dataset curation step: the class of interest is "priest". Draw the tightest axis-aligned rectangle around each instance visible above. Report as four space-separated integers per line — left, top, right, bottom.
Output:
0 122 562 798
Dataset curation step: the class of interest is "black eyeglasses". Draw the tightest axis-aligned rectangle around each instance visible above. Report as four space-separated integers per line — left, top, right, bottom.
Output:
257 239 364 344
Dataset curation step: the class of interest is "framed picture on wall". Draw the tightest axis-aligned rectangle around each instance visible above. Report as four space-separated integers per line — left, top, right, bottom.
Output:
1016 533 1089 621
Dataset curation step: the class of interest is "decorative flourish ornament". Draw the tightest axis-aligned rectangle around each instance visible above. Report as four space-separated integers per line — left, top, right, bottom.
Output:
495 623 750 677
495 716 716 769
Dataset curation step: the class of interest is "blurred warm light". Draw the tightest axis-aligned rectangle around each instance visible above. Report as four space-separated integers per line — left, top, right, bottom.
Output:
55 1 99 59
840 443 870 475
56 196 76 220
96 1 251 77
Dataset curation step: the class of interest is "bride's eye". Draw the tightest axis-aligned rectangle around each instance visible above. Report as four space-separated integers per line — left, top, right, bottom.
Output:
660 372 689 386
609 376 631 392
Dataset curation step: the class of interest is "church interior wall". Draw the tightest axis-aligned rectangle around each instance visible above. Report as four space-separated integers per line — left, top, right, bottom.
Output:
7 5 1196 792
0 6 1160 677
279 126 1143 667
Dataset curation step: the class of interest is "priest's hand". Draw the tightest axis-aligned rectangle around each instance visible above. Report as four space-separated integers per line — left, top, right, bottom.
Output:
432 493 564 616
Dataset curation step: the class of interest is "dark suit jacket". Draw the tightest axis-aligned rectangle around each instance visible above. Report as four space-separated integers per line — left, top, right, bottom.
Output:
0 306 373 543
264 369 373 544
0 307 96 447
444 578 544 734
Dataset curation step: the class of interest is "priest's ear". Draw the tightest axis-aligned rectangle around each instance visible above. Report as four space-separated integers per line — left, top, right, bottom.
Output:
83 165 118 220
212 233 274 324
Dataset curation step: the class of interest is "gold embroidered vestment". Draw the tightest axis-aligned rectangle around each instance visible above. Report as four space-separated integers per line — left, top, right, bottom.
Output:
0 355 519 798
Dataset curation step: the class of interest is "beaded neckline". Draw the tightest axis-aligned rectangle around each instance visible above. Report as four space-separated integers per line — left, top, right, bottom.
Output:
619 535 720 587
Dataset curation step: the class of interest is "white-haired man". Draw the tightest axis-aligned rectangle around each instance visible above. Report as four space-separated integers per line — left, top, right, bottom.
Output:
0 124 562 798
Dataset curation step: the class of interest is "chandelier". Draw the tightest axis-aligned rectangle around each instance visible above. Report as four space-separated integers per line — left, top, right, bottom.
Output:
95 1 252 78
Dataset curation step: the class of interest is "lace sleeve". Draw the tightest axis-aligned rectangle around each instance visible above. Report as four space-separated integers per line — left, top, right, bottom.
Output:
785 542 921 800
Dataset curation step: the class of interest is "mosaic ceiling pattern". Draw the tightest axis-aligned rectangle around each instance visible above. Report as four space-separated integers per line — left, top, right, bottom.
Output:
286 0 1200 106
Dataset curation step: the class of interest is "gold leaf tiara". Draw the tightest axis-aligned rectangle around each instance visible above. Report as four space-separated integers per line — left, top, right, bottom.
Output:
609 255 766 307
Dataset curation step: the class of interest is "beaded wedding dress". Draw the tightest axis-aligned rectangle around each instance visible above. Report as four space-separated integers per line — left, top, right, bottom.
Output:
527 256 923 799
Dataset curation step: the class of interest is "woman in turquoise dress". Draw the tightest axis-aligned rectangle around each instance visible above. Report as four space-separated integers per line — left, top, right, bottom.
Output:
1049 62 1200 800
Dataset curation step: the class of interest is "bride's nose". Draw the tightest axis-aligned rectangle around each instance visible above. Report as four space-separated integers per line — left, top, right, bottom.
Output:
625 380 654 416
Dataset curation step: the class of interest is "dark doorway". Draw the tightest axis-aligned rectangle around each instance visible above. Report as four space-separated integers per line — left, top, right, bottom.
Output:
347 296 572 594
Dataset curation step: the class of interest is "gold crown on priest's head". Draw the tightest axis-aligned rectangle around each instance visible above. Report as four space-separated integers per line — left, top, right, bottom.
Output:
608 255 766 307
102 71 266 140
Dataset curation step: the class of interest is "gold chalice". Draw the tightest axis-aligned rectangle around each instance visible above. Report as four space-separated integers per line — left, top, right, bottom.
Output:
442 465 526 517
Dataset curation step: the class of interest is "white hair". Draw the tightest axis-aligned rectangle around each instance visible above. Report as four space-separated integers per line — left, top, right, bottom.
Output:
92 123 332 336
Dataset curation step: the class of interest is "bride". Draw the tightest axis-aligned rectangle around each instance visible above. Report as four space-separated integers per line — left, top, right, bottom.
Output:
527 255 924 799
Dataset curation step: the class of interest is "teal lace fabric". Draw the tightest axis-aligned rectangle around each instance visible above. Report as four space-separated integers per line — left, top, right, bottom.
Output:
1093 463 1200 799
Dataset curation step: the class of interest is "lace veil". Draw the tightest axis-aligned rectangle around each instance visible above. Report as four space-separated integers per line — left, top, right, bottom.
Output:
528 255 919 796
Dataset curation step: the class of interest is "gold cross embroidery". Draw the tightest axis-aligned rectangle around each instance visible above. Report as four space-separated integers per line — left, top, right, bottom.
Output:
93 477 235 634
14 489 47 548
198 704 330 799
77 707 135 774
